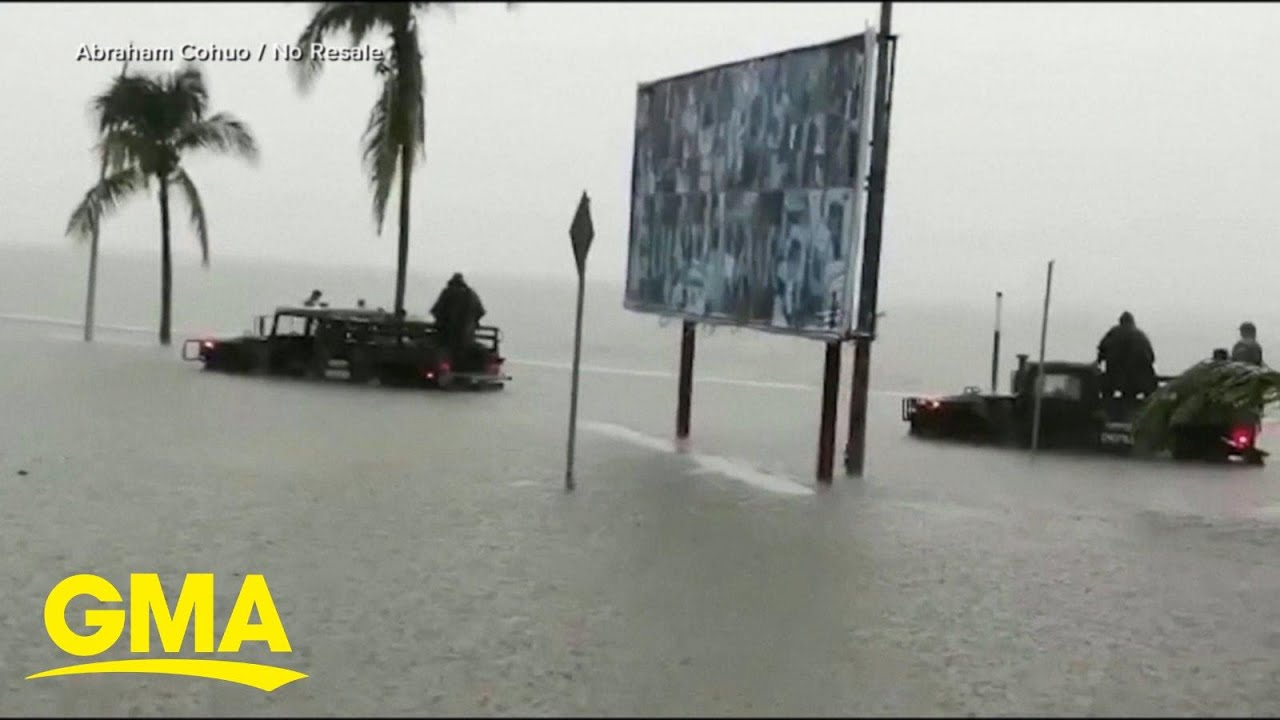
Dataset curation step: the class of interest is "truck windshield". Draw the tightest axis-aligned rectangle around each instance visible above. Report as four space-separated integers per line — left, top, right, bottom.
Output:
1041 373 1083 400
274 315 312 337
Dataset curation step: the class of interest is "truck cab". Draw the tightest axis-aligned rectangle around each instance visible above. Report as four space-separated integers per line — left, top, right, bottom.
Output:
1008 358 1112 448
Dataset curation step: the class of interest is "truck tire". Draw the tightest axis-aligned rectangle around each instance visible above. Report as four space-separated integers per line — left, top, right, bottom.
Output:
347 349 372 384
1015 421 1034 449
249 345 270 375
377 364 406 388
307 352 329 380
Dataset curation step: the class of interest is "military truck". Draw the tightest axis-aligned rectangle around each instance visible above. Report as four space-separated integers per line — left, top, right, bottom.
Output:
182 306 509 390
902 354 1262 464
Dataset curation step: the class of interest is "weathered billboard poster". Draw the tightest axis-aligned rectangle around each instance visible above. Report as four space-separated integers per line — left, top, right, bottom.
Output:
625 30 877 340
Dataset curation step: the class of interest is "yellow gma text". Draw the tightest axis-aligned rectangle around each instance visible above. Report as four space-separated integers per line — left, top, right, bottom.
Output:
26 573 307 692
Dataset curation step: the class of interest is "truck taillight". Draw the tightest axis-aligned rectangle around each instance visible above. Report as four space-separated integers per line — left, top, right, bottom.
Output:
1228 426 1255 449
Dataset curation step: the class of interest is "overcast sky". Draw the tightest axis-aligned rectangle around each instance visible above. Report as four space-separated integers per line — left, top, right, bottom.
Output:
1 2 1276 313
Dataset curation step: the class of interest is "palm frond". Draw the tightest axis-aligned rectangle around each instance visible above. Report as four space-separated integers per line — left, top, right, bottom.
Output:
165 64 210 125
174 112 259 162
171 168 210 267
98 126 162 175
399 25 426 154
66 167 149 242
1132 360 1280 452
92 75 163 133
294 2 391 91
363 72 401 233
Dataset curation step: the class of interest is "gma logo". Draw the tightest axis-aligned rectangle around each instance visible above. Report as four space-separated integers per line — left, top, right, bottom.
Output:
26 573 307 692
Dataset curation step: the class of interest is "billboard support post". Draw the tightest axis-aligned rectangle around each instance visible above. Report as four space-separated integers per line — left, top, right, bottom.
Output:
817 341 842 482
845 0 896 477
676 321 696 440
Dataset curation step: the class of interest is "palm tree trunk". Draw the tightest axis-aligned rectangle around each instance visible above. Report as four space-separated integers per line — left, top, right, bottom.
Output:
84 228 99 342
394 143 412 316
158 177 173 346
86 59 129 344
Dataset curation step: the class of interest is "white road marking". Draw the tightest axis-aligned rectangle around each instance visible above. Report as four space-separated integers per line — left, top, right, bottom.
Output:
581 421 815 497
507 357 914 396
47 333 161 348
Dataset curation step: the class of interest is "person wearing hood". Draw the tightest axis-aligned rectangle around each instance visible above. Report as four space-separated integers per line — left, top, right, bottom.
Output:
1096 311 1157 403
431 273 486 364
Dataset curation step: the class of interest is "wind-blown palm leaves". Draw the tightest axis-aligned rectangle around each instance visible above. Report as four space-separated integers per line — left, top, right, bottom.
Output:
66 65 258 345
294 2 435 317
294 2 514 316
80 58 131 343
1132 360 1280 453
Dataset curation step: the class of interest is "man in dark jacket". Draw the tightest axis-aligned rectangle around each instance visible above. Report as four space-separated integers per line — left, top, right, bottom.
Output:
1096 311 1157 402
1231 321 1264 366
431 273 486 366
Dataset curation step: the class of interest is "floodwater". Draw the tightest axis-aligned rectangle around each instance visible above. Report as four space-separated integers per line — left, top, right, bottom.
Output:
2 246 1280 715
2 318 1280 716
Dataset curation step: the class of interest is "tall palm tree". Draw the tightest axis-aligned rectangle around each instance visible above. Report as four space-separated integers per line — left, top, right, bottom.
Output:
294 2 435 317
66 64 258 345
80 54 131 340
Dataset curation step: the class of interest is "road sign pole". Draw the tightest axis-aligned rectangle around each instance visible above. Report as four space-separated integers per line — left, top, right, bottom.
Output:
565 191 595 491
566 272 586 490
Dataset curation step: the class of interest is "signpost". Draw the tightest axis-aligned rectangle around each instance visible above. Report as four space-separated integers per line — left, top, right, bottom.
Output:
565 191 594 491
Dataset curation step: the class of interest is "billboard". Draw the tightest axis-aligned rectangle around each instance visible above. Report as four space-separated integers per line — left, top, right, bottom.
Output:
625 30 877 340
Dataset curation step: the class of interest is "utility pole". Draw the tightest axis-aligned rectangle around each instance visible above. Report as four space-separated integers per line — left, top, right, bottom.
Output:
845 0 896 476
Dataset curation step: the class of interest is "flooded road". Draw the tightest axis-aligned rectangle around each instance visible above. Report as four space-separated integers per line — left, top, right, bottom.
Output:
2 323 1280 715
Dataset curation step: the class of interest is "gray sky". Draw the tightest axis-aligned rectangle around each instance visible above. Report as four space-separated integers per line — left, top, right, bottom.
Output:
1 2 1276 312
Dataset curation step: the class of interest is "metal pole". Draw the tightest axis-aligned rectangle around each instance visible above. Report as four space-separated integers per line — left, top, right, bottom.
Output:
846 0 895 476
1030 261 1054 454
817 341 841 482
676 320 696 439
565 272 586 490
990 291 1003 393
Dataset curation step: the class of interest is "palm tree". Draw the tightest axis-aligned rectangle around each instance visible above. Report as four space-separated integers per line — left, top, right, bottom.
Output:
66 64 258 345
81 57 131 343
294 2 435 317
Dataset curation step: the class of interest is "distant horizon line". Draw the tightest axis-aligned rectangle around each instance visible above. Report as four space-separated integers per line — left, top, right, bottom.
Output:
0 239 618 282
0 240 1248 321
